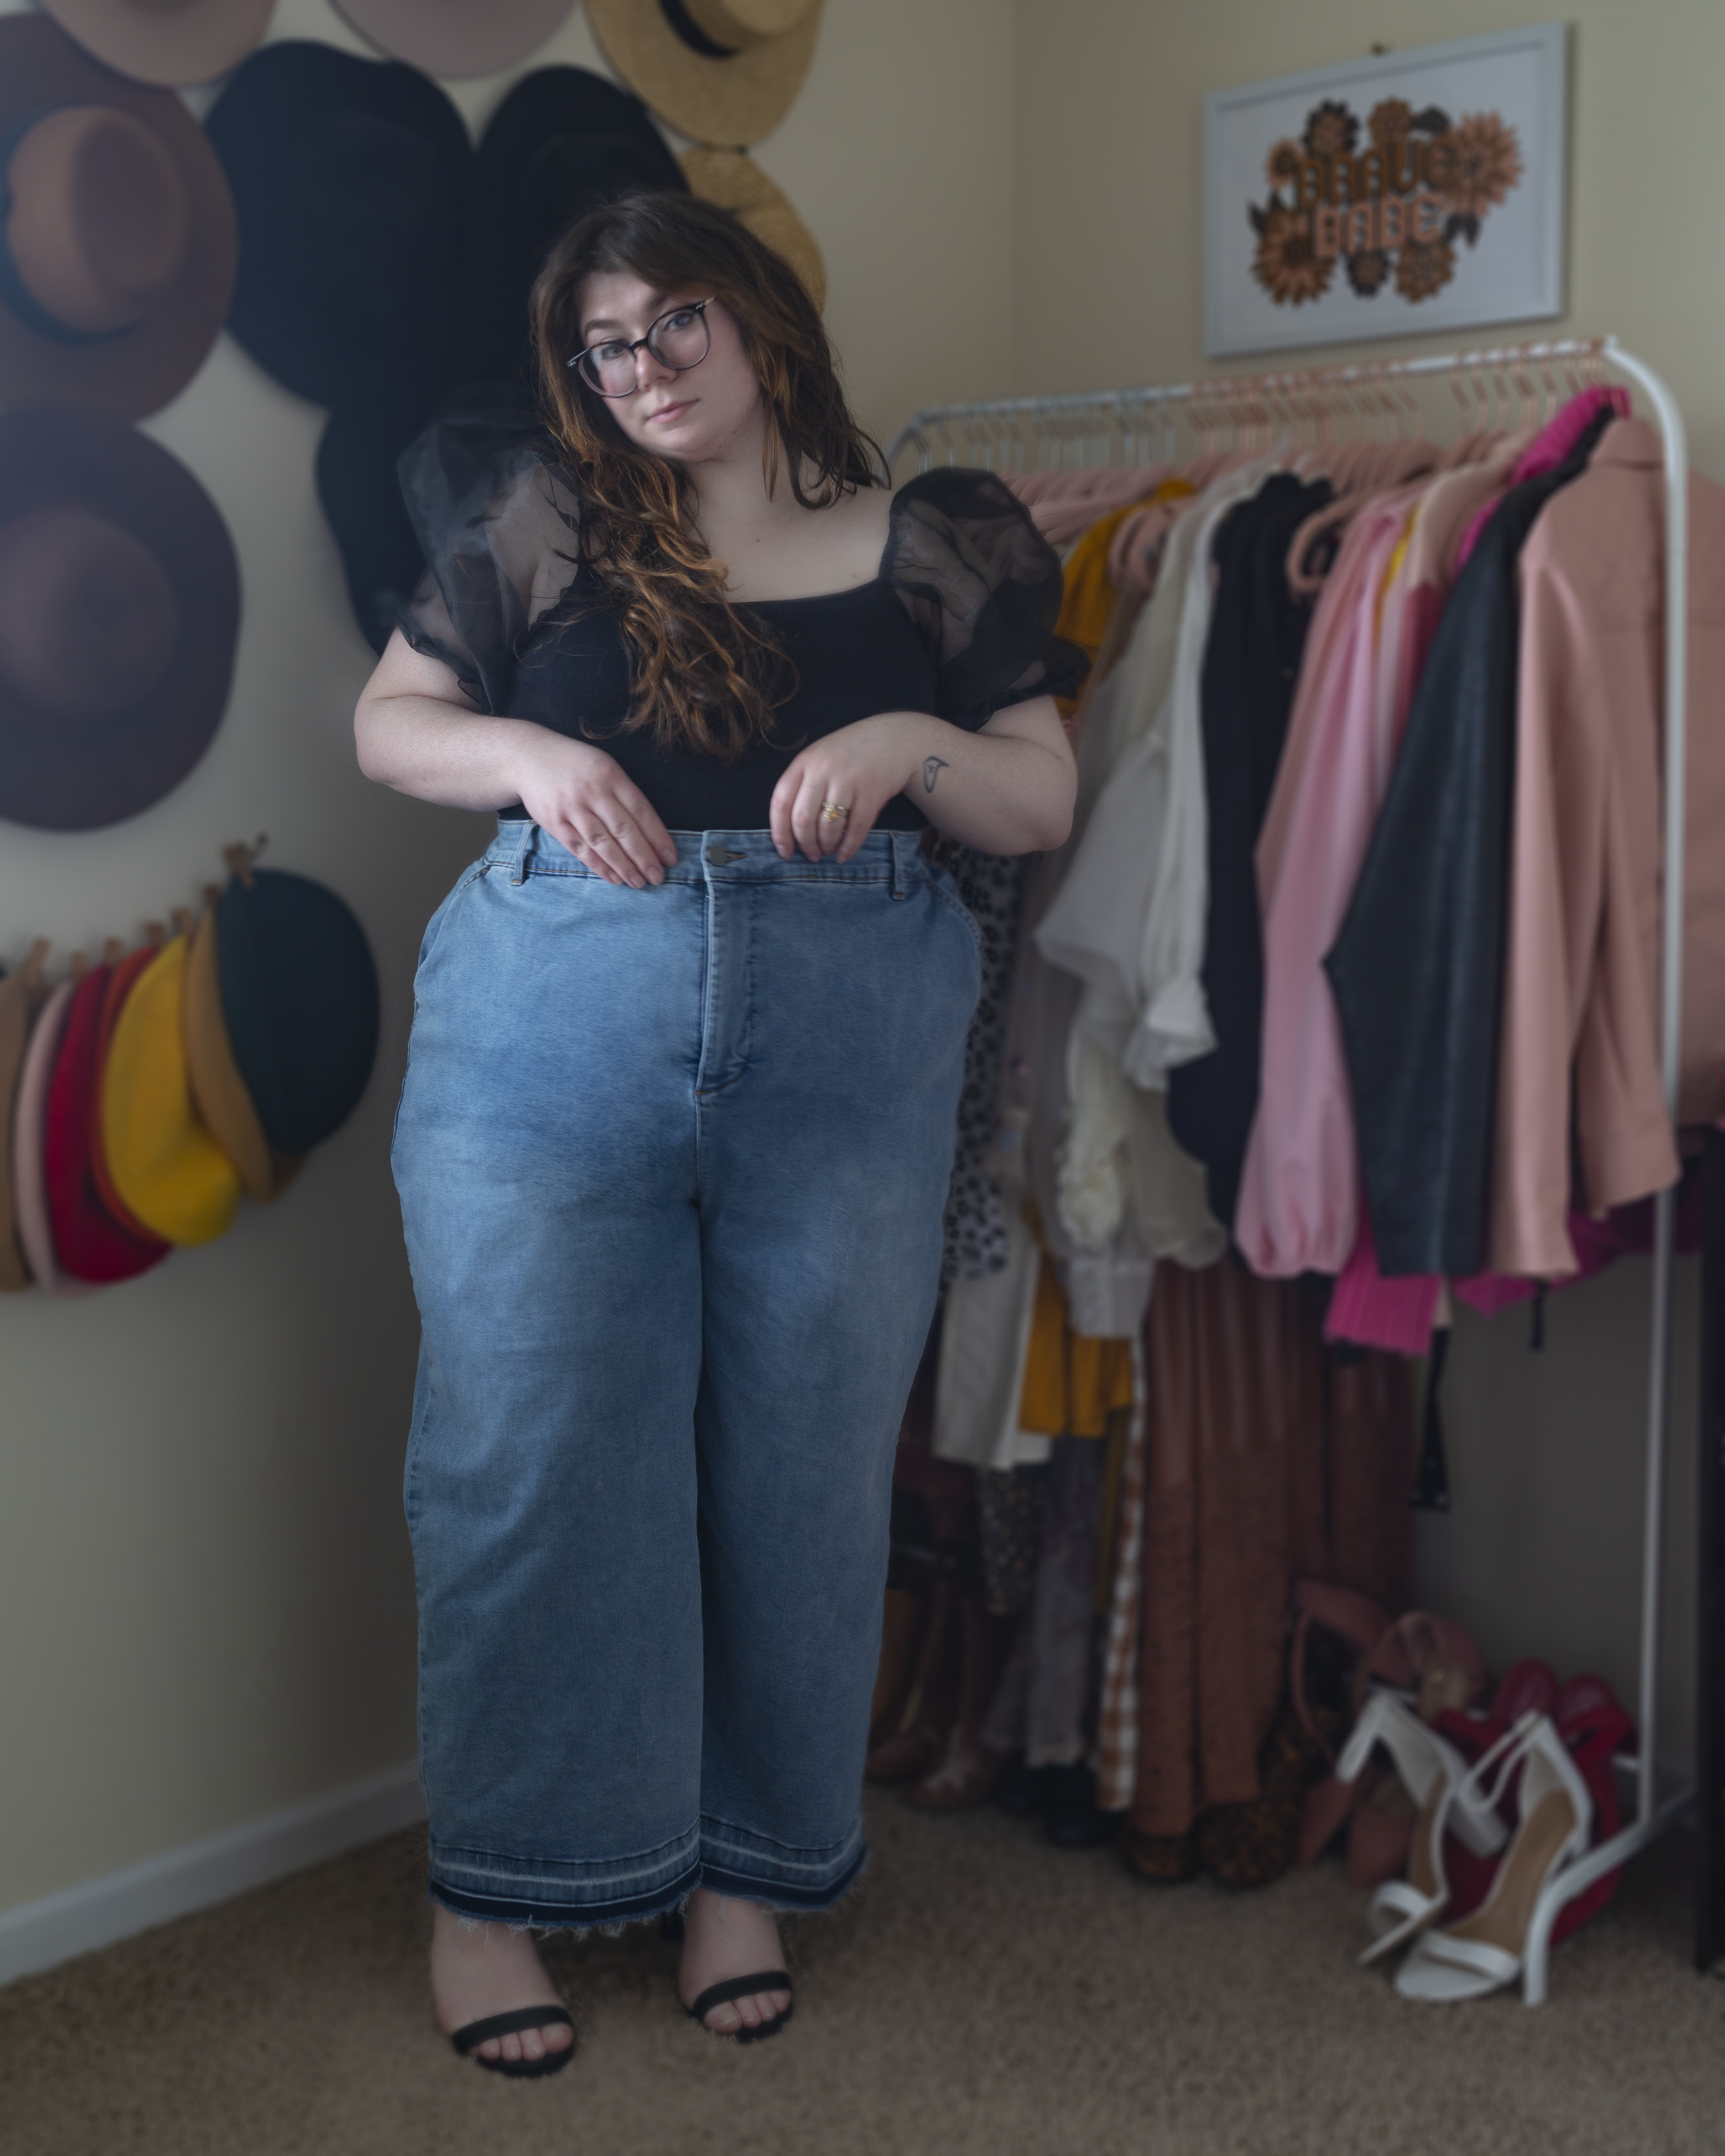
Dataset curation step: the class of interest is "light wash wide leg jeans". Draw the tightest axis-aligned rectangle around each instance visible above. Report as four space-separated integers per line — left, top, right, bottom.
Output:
392 823 978 1925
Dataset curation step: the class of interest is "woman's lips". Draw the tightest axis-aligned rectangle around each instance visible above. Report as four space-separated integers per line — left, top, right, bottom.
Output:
646 400 695 424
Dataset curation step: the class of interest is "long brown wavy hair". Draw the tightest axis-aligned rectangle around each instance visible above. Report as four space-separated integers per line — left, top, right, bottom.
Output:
531 191 884 760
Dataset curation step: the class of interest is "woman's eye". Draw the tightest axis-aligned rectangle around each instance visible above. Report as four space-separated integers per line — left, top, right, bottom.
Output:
594 343 630 363
663 311 697 330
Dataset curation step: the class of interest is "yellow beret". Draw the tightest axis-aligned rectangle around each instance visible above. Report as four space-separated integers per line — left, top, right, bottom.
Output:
100 933 240 1246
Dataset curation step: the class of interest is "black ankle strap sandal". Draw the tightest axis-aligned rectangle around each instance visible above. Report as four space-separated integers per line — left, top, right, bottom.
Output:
685 1971 794 2044
449 2004 576 2077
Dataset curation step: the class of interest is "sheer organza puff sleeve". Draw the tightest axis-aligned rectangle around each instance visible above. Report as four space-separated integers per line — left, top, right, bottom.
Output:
391 391 582 715
393 406 1088 725
884 469 1089 727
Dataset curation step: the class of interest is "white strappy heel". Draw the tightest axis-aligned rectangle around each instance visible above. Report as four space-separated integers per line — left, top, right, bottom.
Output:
1394 1713 1592 2004
1334 1690 1509 1964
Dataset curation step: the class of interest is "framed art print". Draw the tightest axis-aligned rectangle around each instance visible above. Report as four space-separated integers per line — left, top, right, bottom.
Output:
1203 24 1568 357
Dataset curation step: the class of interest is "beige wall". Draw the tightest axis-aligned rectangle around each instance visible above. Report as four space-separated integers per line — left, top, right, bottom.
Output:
0 0 1016 1917
1011 0 1721 1756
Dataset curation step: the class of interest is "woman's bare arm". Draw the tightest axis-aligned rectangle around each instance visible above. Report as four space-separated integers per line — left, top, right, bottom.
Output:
354 631 677 887
769 696 1077 862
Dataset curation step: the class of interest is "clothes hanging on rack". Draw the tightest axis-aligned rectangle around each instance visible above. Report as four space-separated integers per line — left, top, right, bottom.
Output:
1165 471 1333 1234
1328 403 1621 1280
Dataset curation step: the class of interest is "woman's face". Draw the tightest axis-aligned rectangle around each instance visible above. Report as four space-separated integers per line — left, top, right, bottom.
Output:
574 271 761 465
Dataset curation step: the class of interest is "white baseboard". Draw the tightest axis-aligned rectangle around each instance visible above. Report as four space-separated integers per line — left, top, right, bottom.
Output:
0 1760 425 1987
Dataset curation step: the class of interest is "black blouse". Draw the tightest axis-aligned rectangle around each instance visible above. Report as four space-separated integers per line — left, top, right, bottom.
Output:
391 398 1087 831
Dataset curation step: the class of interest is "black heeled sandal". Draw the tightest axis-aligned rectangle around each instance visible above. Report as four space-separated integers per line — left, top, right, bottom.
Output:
449 2005 576 2078
685 1972 794 2045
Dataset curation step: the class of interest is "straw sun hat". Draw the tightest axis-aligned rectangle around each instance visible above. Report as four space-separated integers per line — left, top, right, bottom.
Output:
681 146 823 311
588 0 823 147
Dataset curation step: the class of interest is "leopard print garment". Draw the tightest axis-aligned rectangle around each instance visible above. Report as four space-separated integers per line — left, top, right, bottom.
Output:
940 847 1027 1285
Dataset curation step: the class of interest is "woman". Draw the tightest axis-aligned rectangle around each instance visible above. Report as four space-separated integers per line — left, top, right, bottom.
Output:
355 193 1081 2077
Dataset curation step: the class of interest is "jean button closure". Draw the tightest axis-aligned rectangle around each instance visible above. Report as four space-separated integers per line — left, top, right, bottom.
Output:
704 843 726 867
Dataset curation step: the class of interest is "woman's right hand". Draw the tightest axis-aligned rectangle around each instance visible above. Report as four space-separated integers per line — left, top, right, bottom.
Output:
511 732 678 888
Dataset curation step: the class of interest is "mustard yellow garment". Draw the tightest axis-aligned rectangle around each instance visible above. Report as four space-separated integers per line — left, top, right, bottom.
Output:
1055 479 1196 661
1016 1246 1136 1438
101 935 241 1246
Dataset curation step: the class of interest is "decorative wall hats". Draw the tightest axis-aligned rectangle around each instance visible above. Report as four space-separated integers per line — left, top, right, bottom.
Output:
0 408 241 833
215 868 380 1156
1 852 378 1296
681 146 824 310
39 0 276 89
205 42 473 405
102 934 241 1246
587 0 823 147
334 0 577 81
0 17 238 419
312 68 685 649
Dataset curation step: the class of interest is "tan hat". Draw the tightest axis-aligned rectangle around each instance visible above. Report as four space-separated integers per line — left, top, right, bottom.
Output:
0 943 52 1291
39 0 276 89
589 0 822 148
0 16 238 420
333 0 576 80
681 147 824 312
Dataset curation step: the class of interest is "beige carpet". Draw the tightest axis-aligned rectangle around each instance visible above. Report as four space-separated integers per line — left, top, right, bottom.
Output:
3 1792 1721 2156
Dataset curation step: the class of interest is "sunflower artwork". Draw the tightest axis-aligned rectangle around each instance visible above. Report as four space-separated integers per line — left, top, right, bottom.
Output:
1251 97 1523 311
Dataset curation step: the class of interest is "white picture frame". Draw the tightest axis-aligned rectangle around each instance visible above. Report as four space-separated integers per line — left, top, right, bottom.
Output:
1203 24 1568 359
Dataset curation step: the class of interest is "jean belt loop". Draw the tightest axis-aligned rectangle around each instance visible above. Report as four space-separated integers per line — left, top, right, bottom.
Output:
508 821 538 888
890 829 916 901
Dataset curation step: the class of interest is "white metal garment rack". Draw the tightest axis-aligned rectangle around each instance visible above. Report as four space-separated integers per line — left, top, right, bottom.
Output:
888 337 1694 2005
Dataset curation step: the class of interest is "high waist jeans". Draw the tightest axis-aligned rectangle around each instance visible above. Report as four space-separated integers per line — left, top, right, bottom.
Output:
392 824 978 1925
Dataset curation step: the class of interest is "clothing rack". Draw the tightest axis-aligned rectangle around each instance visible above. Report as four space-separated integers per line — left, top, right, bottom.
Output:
889 337 1699 2001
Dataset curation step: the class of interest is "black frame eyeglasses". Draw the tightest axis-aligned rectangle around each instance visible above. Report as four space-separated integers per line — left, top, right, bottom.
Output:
568 300 714 397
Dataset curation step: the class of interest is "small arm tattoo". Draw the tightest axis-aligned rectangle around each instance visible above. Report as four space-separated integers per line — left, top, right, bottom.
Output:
922 755 950 795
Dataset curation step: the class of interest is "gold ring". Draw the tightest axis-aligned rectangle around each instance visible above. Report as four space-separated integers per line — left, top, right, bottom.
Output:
820 799 850 823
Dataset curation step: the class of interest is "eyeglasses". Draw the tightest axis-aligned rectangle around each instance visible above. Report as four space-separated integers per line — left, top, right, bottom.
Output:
568 301 713 397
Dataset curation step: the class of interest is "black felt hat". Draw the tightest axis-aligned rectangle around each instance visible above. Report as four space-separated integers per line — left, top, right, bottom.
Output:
205 41 474 407
466 67 686 385
316 372 532 654
216 867 380 1156
0 407 240 831
318 70 683 652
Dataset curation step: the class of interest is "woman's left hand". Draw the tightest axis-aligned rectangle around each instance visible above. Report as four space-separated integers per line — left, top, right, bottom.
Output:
770 712 927 864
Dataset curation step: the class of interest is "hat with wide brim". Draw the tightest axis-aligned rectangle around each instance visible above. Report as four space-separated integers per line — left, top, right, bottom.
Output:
467 66 686 385
0 16 238 419
184 901 304 1206
0 408 241 833
681 147 823 310
333 0 576 80
206 41 474 406
0 948 52 1291
216 869 381 1156
101 933 241 1246
45 962 170 1285
12 982 92 1298
588 0 822 148
39 0 276 89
